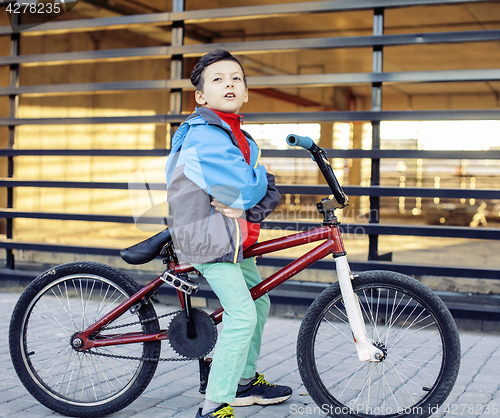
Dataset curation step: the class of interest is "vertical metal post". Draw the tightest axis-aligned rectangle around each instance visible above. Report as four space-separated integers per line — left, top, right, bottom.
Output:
169 0 185 140
6 24 20 270
368 8 384 261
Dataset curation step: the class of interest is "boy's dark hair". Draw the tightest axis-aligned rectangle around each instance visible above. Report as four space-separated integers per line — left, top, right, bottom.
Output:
190 49 247 91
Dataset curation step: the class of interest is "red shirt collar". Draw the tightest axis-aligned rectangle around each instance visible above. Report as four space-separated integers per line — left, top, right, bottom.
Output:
211 109 243 129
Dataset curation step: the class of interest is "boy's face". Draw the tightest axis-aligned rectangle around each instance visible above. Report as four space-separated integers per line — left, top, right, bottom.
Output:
195 60 248 114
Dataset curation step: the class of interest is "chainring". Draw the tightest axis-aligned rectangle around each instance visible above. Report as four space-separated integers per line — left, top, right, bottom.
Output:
168 308 218 359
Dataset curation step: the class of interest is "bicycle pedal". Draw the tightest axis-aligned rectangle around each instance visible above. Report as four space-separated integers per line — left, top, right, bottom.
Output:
161 270 199 295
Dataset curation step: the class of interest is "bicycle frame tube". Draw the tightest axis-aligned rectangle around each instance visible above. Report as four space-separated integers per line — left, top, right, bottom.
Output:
74 225 345 350
74 275 169 349
211 225 345 324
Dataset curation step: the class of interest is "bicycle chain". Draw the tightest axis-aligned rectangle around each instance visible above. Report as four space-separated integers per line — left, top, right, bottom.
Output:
87 348 200 362
101 309 179 330
86 309 201 362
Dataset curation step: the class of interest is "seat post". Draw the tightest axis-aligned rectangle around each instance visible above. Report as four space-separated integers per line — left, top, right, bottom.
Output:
183 292 196 339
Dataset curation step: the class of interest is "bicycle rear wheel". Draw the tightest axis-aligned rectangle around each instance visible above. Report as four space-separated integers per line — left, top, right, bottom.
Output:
9 261 161 418
297 270 460 418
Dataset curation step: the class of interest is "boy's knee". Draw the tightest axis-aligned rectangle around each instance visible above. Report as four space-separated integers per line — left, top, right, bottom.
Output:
232 302 257 332
255 294 270 316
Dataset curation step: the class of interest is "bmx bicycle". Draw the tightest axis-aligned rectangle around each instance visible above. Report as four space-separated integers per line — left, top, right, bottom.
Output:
9 134 460 418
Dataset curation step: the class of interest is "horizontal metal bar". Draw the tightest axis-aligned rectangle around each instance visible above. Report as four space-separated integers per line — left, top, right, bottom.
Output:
0 149 170 157
0 209 135 223
350 261 500 280
0 46 172 67
249 68 500 89
1 179 498 199
0 0 491 36
1 240 498 279
342 223 500 240
280 184 500 199
0 12 175 37
0 109 499 127
2 148 500 160
2 148 499 160
345 186 500 199
256 257 500 279
173 29 500 58
260 221 500 240
1 29 499 67
2 67 500 96
0 114 186 126
0 79 189 96
242 109 500 123
1 210 498 240
0 239 121 257
0 209 171 226
260 149 500 160
0 179 145 190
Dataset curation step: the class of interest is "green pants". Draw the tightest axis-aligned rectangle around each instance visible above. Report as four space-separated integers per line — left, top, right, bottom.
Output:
193 258 271 404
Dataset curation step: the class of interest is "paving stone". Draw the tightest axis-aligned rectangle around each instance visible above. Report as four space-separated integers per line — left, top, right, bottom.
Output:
121 395 165 412
157 394 202 411
454 391 494 405
0 411 49 418
231 405 262 418
22 403 56 416
0 398 45 416
1 290 500 418
128 407 178 418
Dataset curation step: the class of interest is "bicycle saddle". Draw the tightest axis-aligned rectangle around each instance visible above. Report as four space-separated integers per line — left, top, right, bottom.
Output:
120 228 172 265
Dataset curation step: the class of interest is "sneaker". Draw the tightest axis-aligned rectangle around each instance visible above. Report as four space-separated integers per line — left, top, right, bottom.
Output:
195 404 234 418
231 373 292 406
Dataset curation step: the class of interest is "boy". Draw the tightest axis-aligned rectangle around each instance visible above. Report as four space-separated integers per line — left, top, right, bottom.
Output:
165 49 291 418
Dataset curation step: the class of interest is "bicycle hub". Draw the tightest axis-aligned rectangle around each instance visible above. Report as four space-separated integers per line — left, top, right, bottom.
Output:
72 338 83 348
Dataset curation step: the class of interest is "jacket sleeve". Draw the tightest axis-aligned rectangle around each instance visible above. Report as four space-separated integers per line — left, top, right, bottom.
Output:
178 124 268 210
245 173 281 223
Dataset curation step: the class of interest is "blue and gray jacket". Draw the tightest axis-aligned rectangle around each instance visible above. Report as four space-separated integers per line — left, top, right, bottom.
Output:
165 107 281 264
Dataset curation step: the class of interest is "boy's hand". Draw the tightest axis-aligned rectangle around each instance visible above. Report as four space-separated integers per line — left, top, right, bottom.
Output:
211 199 244 218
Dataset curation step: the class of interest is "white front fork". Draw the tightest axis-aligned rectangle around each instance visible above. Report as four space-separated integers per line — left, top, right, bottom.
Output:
335 256 384 362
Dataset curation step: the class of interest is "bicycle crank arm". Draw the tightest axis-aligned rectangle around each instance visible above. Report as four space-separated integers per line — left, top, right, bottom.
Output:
335 256 384 362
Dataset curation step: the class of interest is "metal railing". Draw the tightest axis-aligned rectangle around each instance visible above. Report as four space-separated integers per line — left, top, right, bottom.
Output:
1 0 499 283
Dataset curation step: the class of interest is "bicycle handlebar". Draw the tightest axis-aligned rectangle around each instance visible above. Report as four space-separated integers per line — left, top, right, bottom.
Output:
286 134 349 209
286 134 314 150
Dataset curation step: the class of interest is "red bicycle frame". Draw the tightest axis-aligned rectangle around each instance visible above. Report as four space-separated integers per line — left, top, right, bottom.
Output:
74 223 345 351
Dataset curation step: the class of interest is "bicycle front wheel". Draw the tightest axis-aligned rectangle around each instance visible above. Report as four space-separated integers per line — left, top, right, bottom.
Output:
297 270 460 418
9 261 161 418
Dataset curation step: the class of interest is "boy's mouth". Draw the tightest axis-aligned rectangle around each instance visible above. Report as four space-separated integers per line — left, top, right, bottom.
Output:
225 93 235 98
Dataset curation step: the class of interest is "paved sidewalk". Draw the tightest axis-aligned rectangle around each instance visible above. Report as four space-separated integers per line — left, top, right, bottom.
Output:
1 289 500 418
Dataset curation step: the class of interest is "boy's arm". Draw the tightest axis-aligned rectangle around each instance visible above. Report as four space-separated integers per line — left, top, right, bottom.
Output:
245 172 281 223
180 125 268 210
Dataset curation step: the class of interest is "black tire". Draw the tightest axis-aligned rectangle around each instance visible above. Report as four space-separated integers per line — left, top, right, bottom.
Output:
9 261 161 417
297 270 460 418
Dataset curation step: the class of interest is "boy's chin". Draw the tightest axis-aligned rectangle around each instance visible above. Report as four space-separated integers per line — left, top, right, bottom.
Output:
206 104 243 114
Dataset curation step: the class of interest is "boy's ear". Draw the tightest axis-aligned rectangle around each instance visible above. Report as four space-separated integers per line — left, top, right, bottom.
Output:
195 90 206 105
243 88 249 104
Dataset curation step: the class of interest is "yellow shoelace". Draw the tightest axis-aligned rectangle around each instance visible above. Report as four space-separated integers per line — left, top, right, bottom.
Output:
213 405 234 418
253 373 276 387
